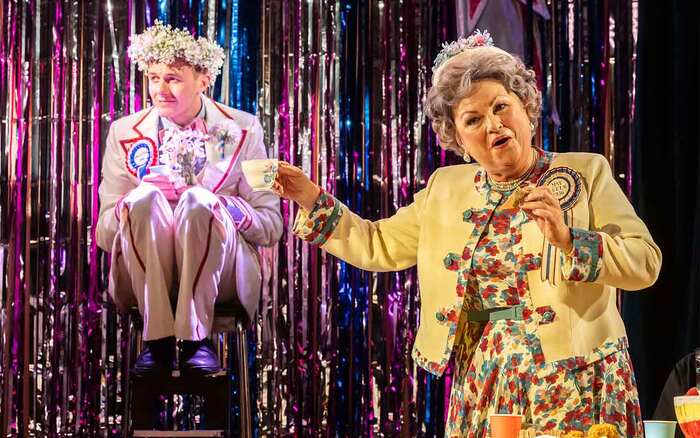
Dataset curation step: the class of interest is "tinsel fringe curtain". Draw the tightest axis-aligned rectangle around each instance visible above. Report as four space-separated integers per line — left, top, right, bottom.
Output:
0 0 636 436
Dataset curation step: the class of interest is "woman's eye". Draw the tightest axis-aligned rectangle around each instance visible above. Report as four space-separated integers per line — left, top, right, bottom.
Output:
494 103 508 112
466 117 480 126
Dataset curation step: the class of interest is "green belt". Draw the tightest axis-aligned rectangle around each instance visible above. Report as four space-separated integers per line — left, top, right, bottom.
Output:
466 304 525 322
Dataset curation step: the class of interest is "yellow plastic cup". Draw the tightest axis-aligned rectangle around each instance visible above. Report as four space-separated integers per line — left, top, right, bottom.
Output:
674 395 700 438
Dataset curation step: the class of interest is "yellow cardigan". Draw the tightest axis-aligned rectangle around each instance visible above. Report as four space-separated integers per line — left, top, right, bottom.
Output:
294 152 661 376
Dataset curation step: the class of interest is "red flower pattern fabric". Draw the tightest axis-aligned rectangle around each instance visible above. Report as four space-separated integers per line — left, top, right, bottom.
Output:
292 150 642 437
445 150 642 437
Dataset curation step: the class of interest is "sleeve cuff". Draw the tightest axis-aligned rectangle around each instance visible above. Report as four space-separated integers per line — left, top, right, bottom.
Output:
219 195 254 231
292 190 343 246
560 228 604 282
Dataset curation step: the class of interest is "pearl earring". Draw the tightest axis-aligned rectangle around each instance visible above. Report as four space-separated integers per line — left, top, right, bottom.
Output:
462 147 472 163
458 140 471 163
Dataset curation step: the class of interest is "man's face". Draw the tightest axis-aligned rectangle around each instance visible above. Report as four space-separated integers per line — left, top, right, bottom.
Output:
147 63 210 124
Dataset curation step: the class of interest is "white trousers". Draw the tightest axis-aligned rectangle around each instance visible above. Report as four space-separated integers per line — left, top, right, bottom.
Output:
115 184 237 341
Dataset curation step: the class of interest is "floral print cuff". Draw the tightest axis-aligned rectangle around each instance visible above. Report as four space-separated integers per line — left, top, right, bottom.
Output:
292 190 344 246
560 228 603 282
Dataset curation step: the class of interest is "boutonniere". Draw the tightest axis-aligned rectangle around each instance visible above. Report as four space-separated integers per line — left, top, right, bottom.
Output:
205 121 243 162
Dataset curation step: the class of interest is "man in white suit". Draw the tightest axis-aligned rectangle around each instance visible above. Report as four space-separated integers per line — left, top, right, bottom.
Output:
96 21 282 375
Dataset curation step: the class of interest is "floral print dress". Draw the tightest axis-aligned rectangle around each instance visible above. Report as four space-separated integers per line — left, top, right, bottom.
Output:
444 150 642 437
293 149 643 438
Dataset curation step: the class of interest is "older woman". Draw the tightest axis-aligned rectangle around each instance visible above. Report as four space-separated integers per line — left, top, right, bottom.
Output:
274 30 661 437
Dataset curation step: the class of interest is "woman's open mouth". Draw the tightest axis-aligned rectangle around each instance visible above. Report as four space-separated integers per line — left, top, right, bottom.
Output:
491 136 511 148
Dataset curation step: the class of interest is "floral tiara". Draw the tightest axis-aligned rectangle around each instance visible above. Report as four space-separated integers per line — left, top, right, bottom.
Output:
127 20 225 80
431 29 495 73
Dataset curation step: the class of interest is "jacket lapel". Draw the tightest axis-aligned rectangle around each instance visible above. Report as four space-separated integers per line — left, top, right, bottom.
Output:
419 166 499 374
200 96 249 193
119 107 159 178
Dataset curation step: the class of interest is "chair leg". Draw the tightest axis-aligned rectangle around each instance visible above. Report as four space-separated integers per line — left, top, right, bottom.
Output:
124 311 139 437
236 322 252 438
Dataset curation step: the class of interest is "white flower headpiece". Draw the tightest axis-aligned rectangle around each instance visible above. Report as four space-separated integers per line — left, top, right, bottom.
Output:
127 20 225 80
432 29 495 73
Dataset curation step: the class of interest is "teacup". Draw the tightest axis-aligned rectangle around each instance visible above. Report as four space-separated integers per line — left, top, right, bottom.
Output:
147 164 170 176
241 159 279 192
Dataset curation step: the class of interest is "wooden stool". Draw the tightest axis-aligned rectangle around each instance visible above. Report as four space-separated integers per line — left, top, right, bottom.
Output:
125 303 252 438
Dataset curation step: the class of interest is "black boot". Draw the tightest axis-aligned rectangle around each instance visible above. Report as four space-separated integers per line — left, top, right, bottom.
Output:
132 336 176 376
179 338 221 375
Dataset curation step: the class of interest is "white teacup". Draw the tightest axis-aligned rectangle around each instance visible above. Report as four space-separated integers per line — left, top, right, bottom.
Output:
241 159 279 192
147 164 171 176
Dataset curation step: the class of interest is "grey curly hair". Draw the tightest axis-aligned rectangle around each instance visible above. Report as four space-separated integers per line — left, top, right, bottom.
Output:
424 46 542 154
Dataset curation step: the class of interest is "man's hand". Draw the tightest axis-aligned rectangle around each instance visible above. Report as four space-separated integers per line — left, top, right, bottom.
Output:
141 173 181 201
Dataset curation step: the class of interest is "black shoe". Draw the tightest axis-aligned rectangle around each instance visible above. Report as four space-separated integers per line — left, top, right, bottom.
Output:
132 336 176 376
179 338 221 375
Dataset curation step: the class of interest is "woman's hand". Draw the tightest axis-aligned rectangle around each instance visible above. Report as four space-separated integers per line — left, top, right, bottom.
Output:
519 184 573 253
272 162 321 211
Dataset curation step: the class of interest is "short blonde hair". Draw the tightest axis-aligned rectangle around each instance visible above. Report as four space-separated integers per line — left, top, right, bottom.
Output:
424 46 542 153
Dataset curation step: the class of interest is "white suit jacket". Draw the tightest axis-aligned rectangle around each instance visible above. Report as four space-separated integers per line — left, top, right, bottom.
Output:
96 96 282 320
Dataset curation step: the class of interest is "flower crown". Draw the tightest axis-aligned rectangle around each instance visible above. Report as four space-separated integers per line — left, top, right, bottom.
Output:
127 20 225 80
431 29 495 73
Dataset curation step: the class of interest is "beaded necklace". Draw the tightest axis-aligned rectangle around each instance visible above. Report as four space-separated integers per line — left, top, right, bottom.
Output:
486 148 538 193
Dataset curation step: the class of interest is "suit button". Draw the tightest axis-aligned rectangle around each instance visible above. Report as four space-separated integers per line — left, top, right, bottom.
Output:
543 311 554 322
443 252 460 270
463 210 473 221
